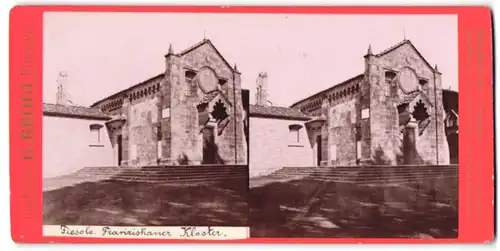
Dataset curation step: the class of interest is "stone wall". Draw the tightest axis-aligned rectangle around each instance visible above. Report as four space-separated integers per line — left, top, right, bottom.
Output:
328 98 358 165
165 54 198 164
91 41 247 166
249 117 312 177
367 42 450 165
365 56 400 165
292 75 364 116
126 95 160 165
167 41 247 165
116 76 164 166
42 116 114 178
292 76 364 166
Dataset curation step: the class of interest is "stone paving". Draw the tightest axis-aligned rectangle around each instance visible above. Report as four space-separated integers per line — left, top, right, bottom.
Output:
249 167 458 238
43 167 248 226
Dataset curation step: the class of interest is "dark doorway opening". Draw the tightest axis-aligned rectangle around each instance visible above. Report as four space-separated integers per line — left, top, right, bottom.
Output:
117 135 123 166
316 135 322 166
403 127 418 165
202 126 216 164
447 133 459 164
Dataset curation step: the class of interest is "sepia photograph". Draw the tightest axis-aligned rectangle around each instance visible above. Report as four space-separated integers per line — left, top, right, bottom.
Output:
42 12 250 228
245 14 459 238
41 11 459 238
7 3 497 245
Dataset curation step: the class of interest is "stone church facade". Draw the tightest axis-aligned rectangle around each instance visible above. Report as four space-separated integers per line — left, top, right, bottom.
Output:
43 38 453 178
250 39 451 176
91 39 248 166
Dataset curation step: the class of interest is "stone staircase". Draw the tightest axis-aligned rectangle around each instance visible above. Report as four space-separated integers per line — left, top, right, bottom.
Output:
79 165 248 183
261 165 458 185
43 165 249 191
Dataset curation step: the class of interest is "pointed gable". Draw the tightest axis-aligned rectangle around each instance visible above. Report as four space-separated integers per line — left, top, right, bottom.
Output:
177 39 235 79
376 40 436 77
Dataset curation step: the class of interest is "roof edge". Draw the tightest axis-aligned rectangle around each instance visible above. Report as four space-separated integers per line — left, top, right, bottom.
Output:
375 39 436 74
90 73 165 108
249 112 311 121
176 39 236 73
43 111 111 121
290 74 365 108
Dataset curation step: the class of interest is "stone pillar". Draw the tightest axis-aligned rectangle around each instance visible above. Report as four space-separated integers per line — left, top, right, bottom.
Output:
233 70 248 165
159 54 175 165
320 98 329 166
165 52 198 165
120 96 130 166
432 70 451 165
362 45 375 164
403 119 419 165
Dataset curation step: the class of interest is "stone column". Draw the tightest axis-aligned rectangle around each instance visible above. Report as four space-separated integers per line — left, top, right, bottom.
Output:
158 88 172 165
159 51 178 165
120 96 130 166
320 98 329 166
433 70 450 165
403 119 419 165
234 70 248 165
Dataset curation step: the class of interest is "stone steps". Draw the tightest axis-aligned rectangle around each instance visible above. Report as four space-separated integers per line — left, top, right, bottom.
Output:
74 168 247 174
112 174 248 183
53 165 249 185
74 170 248 178
271 165 458 173
111 172 249 178
305 175 458 185
261 165 458 185
271 168 458 175
258 176 457 186
75 166 247 175
76 164 247 170
269 165 458 174
270 171 458 180
282 170 459 176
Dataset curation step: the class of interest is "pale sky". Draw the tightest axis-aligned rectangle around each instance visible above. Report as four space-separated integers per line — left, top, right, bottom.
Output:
43 12 457 107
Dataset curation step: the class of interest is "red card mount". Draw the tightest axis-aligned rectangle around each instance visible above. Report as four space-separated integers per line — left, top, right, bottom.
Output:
9 5 494 244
